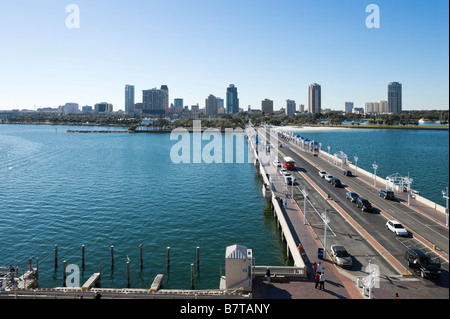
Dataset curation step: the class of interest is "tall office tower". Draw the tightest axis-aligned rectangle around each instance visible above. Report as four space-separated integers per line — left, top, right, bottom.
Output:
226 84 239 114
142 85 168 116
286 100 296 116
174 98 184 113
344 102 354 113
388 82 402 114
308 83 321 114
261 99 274 114
125 85 135 114
299 104 305 112
205 94 218 118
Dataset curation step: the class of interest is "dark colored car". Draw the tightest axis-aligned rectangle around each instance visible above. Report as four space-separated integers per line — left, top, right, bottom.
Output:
331 178 342 187
343 170 353 176
356 197 373 212
346 192 359 202
405 249 441 279
379 189 395 200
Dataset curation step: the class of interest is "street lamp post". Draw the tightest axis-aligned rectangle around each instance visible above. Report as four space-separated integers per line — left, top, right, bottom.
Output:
327 146 331 163
372 162 378 187
302 186 309 225
354 156 359 176
321 210 330 260
443 187 449 227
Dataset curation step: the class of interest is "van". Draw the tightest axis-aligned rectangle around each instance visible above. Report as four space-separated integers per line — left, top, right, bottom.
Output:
405 249 441 279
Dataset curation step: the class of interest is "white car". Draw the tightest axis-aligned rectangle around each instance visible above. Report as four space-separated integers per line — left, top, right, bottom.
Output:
386 220 408 236
318 171 327 178
324 175 333 182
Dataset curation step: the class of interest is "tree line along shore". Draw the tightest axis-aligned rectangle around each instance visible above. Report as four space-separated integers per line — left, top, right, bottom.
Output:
2 110 448 131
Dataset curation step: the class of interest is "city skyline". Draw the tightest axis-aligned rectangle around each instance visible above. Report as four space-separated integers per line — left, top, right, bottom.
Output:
0 0 448 111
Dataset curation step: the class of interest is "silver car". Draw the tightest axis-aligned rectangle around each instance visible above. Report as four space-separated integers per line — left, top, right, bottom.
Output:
330 245 352 268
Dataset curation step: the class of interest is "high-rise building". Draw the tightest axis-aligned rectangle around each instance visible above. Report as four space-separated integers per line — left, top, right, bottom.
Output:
226 84 239 114
286 100 296 116
63 103 79 115
205 94 218 118
261 99 274 114
344 102 354 113
125 85 135 114
174 98 184 113
142 85 169 116
388 82 402 114
308 83 321 114
95 102 113 113
379 100 388 113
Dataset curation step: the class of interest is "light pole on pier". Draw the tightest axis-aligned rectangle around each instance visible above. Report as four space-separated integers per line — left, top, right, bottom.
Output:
443 187 449 227
354 156 359 177
302 186 309 225
321 209 330 260
327 146 331 163
372 162 378 187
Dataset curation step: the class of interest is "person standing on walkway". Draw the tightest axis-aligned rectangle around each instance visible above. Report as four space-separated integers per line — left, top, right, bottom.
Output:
297 244 303 254
317 262 323 274
312 262 317 273
266 267 271 284
315 272 320 289
319 272 326 290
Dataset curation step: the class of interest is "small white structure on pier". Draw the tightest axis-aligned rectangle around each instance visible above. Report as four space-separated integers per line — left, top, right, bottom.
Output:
220 245 254 292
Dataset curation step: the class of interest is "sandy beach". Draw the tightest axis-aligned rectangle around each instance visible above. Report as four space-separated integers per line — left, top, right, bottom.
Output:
273 125 352 133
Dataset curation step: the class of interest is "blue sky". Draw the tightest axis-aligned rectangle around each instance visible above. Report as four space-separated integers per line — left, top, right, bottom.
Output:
0 0 448 111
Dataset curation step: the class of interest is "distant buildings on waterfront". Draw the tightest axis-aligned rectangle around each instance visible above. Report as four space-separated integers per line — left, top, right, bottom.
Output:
0 81 408 120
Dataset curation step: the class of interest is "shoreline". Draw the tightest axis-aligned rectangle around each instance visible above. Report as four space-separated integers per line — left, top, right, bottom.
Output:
276 124 449 132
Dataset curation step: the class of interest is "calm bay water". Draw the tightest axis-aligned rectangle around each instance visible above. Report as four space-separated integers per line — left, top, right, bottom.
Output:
0 124 286 290
287 127 449 204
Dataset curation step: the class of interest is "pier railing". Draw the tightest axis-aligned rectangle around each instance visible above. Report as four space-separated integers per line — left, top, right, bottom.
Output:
253 266 307 278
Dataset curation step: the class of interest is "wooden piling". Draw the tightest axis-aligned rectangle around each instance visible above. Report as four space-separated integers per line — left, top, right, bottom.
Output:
29 257 32 270
139 244 143 270
127 261 130 288
167 247 170 269
81 245 85 269
62 260 67 287
54 245 58 269
190 263 195 289
110 245 114 268
196 247 200 270
36 258 39 280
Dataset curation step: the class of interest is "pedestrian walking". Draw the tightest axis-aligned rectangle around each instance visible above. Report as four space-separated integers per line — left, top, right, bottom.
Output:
297 244 303 254
266 267 271 284
312 262 317 273
395 293 400 299
284 199 287 207
319 272 326 290
314 272 320 289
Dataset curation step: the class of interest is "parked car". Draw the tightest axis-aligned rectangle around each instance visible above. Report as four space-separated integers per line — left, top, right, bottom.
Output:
356 197 373 212
318 171 327 178
379 189 395 200
343 170 353 176
273 159 281 167
285 175 295 185
405 249 441 279
346 192 359 203
324 175 333 182
386 220 409 236
331 178 342 187
330 245 352 268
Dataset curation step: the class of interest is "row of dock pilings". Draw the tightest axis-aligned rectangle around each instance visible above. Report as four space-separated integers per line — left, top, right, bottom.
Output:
53 244 201 289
